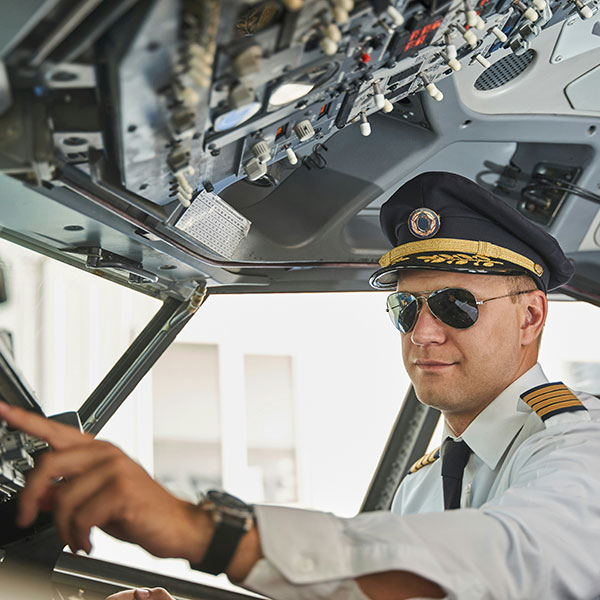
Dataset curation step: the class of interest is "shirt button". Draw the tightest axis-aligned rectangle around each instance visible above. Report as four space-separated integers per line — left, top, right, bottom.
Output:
295 556 315 573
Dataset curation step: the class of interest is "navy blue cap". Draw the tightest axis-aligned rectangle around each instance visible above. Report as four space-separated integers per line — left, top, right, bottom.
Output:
370 172 574 292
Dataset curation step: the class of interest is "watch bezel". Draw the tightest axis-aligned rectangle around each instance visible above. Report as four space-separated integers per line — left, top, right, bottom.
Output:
200 490 255 530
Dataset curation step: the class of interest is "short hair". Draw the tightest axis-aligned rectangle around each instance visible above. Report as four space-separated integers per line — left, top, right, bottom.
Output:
504 274 541 303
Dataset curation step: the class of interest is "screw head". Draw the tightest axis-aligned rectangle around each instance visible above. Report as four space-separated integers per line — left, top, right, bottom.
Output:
555 55 562 62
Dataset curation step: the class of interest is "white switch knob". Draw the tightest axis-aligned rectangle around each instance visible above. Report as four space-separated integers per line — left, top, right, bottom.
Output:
285 146 298 165
177 192 191 208
333 6 350 23
175 172 193 195
523 6 539 20
335 0 354 10
382 99 394 113
446 43 457 60
387 5 405 26
359 112 371 136
244 157 268 181
282 0 303 10
474 53 491 68
373 82 385 110
466 9 478 26
475 15 486 29
425 83 444 101
579 3 593 17
462 29 478 47
447 57 462 71
294 119 315 142
324 23 342 42
320 36 338 55
491 26 508 42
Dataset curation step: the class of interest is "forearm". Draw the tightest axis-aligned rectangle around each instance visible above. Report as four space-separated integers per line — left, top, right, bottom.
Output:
356 571 444 600
183 504 443 599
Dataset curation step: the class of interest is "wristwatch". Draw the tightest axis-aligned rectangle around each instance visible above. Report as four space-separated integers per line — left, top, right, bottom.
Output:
191 490 255 575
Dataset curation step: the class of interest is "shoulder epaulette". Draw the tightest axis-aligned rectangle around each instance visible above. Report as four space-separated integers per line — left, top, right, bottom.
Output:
521 382 587 421
408 447 440 474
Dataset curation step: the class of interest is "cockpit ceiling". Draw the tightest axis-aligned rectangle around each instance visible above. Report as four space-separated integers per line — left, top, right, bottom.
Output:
0 0 599 300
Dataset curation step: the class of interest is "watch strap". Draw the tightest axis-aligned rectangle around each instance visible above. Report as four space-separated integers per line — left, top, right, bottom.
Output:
193 518 248 575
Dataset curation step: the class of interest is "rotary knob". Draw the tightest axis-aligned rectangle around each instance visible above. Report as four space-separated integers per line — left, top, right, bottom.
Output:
251 140 271 162
294 120 315 142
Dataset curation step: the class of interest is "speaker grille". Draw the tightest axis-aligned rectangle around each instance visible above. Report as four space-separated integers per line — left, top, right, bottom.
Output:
474 50 535 91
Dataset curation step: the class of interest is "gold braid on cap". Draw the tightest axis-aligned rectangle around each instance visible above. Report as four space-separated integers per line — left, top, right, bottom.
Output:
379 238 544 277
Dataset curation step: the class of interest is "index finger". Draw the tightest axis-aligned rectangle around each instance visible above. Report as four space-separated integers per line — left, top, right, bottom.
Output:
0 402 92 449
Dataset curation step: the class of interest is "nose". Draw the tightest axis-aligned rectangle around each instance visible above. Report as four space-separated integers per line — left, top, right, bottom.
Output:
410 300 447 346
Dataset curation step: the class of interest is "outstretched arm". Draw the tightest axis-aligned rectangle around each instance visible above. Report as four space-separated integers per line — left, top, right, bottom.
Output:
0 402 443 599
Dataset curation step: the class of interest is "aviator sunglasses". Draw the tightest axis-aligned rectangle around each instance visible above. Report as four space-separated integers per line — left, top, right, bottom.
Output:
386 287 537 333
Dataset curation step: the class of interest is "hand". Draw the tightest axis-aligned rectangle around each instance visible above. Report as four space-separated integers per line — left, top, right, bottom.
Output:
0 402 212 562
106 587 174 600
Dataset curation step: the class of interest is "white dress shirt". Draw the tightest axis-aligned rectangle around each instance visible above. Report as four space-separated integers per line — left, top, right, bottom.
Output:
243 364 600 599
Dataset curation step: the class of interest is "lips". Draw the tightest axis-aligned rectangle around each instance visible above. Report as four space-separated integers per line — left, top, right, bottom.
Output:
413 360 457 369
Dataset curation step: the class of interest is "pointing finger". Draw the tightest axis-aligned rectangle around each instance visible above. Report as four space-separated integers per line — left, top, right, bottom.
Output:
0 402 91 450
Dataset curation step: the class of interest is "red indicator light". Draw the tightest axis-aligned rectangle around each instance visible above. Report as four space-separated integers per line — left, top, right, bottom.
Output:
361 52 371 63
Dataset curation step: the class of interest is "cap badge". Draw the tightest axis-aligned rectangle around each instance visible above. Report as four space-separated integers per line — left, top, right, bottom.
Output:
408 208 441 239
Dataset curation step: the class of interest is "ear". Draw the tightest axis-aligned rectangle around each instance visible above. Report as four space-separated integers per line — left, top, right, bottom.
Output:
520 290 547 347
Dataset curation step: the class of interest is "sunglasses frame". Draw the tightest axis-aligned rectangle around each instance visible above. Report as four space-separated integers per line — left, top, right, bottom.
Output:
386 287 538 333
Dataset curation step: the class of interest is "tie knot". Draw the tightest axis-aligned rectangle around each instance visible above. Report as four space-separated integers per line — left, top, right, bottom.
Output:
441 438 472 478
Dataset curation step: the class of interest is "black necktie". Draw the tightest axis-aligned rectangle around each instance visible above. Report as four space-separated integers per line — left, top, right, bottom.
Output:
441 438 472 510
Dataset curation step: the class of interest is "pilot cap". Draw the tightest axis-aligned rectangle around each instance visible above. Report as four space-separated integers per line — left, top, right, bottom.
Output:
369 171 574 292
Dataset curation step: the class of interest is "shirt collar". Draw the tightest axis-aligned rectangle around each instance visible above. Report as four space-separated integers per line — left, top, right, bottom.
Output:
442 363 547 470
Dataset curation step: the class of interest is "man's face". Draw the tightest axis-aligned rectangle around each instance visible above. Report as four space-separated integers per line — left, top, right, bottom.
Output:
397 270 529 421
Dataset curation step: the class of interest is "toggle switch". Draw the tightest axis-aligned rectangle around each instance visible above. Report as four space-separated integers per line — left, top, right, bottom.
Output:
387 5 405 26
514 1 539 22
420 74 444 101
285 146 298 165
373 82 385 109
491 26 508 42
456 23 478 48
382 98 394 113
571 0 593 18
474 53 491 68
359 111 371 136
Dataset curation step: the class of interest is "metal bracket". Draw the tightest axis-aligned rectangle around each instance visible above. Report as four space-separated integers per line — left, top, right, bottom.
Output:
84 247 159 284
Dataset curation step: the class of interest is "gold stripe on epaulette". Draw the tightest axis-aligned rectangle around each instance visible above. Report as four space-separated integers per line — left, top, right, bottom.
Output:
522 383 569 404
521 383 586 421
537 400 583 418
409 447 440 474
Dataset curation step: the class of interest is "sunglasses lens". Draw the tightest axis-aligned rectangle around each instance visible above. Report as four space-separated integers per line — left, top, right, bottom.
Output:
428 288 479 329
387 293 419 333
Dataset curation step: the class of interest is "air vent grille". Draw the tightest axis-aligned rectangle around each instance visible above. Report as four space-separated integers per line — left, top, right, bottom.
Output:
474 50 535 91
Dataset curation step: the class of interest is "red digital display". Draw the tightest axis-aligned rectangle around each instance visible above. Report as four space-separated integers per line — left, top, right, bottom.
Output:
403 18 443 53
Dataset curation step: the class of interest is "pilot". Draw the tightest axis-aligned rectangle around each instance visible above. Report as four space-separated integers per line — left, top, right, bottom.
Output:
1 171 600 600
